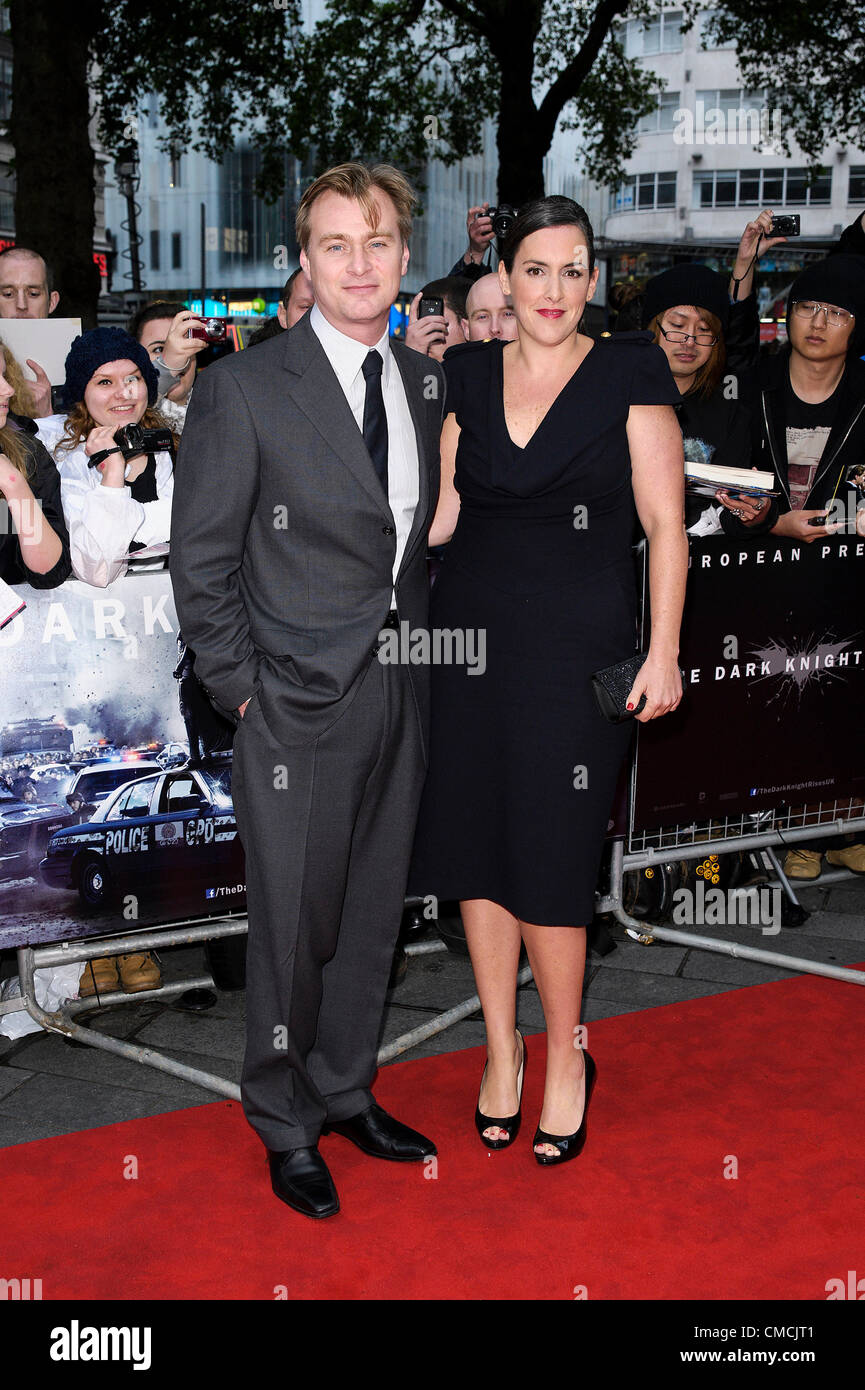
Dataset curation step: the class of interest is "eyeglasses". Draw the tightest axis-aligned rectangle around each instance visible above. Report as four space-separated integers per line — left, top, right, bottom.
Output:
791 301 854 327
658 323 718 348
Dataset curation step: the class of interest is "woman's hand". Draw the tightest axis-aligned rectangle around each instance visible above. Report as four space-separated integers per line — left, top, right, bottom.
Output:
161 312 211 372
84 425 127 487
716 488 769 525
627 651 683 723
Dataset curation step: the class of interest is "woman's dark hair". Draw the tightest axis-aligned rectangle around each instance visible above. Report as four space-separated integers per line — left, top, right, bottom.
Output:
500 196 595 275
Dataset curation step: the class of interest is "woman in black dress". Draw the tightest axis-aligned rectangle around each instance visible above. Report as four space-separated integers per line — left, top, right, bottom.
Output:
408 198 687 1163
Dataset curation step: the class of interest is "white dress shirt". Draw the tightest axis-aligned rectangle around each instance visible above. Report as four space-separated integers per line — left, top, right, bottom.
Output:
309 302 420 602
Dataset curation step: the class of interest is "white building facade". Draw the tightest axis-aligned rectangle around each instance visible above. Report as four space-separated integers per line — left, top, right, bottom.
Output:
601 8 863 253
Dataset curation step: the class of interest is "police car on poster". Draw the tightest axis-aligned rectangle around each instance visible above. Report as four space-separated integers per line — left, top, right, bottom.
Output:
39 758 245 909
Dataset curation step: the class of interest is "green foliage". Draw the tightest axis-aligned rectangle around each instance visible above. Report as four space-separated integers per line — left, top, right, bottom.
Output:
92 0 864 202
96 0 305 201
683 0 865 166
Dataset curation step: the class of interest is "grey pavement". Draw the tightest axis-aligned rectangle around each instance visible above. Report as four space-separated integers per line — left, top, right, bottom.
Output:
0 877 863 1148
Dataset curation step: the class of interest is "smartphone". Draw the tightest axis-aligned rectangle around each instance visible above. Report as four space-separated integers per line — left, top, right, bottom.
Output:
418 296 445 319
769 214 800 237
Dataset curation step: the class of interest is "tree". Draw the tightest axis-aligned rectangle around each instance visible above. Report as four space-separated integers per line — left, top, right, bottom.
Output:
8 0 103 326
285 1 659 206
690 2 865 169
5 0 303 326
6 2 862 326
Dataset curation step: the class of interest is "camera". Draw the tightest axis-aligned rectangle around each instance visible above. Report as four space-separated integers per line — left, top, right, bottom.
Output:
185 317 227 343
87 423 175 468
418 296 445 319
769 214 800 237
479 204 520 240
114 424 175 459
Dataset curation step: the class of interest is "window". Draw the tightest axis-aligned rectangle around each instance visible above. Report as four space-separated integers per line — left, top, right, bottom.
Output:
610 171 676 212
158 774 202 815
0 56 12 123
619 10 683 57
850 167 865 203
168 150 181 188
171 232 182 270
692 167 832 209
149 229 160 271
638 91 680 134
106 778 157 821
699 10 733 49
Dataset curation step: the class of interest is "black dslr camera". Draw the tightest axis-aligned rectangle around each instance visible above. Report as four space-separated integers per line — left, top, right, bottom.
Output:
87 423 174 469
477 204 520 239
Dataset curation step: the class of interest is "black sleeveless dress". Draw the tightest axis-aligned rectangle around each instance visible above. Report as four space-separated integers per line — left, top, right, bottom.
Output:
407 332 680 925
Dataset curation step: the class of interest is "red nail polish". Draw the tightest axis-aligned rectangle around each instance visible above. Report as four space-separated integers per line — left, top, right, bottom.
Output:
626 702 634 710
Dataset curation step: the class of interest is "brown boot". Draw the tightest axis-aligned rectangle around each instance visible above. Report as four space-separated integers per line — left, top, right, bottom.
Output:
118 952 162 994
783 848 822 881
78 957 120 998
826 844 865 875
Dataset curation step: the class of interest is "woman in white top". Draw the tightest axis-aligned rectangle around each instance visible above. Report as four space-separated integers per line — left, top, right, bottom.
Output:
37 327 177 588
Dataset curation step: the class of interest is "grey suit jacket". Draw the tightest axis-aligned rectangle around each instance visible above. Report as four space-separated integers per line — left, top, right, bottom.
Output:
169 312 445 749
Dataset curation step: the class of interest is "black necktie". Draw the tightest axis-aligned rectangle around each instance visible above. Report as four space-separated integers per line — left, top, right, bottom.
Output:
361 349 389 497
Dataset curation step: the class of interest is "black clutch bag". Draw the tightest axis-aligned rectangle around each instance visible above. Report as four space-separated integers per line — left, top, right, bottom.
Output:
591 654 686 724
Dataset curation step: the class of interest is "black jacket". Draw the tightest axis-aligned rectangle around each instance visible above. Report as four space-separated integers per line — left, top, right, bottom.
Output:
0 414 72 589
728 350 865 535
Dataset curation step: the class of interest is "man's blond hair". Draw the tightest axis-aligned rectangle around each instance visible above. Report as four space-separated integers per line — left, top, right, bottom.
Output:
296 162 416 252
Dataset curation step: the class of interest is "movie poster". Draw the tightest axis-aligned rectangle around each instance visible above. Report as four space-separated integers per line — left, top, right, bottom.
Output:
631 535 865 832
0 572 243 950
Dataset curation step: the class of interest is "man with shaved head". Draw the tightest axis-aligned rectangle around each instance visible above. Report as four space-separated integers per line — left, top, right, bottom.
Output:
0 246 60 416
460 271 517 343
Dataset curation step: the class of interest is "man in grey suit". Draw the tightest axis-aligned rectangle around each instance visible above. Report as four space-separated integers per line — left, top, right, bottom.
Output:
170 163 445 1218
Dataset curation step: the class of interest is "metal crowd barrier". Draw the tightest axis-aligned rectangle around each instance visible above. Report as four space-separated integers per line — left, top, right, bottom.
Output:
6 796 861 1106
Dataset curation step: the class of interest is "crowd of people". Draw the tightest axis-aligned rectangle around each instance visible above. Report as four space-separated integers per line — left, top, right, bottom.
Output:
0 190 863 1014
2 203 862 598
0 164 863 1215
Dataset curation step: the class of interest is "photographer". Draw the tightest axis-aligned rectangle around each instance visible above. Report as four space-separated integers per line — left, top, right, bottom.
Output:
130 303 212 434
36 328 177 588
405 277 468 361
447 203 500 282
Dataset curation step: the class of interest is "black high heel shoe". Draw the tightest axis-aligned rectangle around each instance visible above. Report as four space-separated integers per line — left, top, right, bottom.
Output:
533 1050 596 1166
475 1029 526 1150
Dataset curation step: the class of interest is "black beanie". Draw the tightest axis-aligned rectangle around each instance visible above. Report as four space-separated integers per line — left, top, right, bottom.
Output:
786 254 865 358
641 264 730 335
63 327 159 411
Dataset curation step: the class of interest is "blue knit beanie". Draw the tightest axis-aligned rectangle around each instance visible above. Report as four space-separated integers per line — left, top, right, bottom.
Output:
63 327 159 410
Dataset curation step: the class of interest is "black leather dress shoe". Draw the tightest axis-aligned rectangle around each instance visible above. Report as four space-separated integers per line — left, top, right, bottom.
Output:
324 1103 437 1161
266 1146 339 1218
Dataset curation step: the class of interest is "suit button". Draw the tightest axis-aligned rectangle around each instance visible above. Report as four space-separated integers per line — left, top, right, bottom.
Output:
382 525 395 535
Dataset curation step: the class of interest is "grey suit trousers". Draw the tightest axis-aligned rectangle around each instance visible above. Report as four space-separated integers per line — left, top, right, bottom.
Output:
231 650 425 1151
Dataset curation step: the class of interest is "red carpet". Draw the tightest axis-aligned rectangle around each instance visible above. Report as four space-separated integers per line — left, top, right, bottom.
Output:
3 967 863 1300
